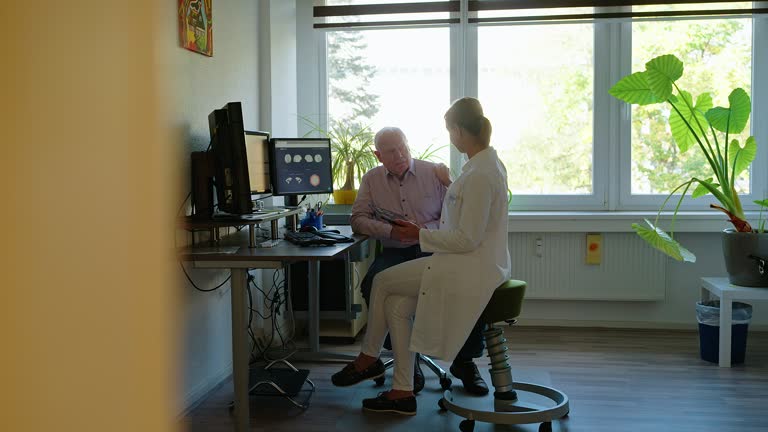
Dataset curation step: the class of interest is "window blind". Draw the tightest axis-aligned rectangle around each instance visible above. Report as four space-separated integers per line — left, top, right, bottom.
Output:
314 1 766 29
313 1 460 29
469 1 767 24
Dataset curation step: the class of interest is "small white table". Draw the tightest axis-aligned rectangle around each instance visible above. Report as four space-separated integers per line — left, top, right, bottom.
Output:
700 277 768 367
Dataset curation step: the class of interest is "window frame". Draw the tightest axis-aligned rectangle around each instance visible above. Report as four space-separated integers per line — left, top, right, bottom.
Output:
299 1 767 212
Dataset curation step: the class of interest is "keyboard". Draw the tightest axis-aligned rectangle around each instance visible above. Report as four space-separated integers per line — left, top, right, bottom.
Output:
284 231 338 246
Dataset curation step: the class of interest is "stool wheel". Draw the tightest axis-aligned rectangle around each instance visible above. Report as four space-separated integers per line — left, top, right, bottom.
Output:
440 377 452 390
374 376 385 387
539 422 552 432
459 419 475 432
438 398 447 411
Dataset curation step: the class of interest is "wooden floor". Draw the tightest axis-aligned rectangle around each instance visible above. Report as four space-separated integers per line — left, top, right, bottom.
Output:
183 326 768 432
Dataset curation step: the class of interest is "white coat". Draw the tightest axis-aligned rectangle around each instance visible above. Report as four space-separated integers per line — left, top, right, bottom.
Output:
409 147 511 360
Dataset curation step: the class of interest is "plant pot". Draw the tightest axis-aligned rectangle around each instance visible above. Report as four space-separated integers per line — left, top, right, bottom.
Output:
332 189 357 205
722 228 768 287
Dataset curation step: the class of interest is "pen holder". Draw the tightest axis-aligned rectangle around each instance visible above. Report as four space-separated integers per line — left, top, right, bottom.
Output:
300 212 324 230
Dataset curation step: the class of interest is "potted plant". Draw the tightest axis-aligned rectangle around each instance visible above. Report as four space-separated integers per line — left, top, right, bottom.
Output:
302 118 379 204
609 53 767 286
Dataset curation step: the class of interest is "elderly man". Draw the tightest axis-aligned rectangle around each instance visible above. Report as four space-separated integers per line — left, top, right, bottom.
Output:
349 127 488 396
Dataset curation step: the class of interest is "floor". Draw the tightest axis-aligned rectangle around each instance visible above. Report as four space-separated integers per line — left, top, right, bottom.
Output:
183 326 768 432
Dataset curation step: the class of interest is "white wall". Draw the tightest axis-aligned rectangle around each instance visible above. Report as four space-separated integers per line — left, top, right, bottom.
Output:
157 0 261 413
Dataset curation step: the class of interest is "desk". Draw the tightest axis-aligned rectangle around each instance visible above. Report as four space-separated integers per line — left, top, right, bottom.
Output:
179 226 366 432
700 277 768 367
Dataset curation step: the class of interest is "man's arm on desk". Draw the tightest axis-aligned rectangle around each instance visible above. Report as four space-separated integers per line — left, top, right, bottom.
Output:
350 173 393 240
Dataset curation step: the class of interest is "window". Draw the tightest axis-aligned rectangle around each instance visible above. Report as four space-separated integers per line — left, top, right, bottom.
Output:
478 23 594 195
303 1 767 211
326 27 450 163
629 18 753 196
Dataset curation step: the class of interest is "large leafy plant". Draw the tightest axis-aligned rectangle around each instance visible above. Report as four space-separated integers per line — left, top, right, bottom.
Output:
302 118 379 191
609 54 762 262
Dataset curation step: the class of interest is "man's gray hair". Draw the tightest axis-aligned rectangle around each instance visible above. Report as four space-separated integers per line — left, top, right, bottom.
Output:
373 127 408 150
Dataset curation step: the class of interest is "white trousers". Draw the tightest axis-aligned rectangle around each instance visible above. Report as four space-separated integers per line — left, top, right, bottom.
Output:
361 256 430 391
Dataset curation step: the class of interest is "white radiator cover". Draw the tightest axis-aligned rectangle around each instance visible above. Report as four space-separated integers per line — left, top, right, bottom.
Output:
509 233 666 301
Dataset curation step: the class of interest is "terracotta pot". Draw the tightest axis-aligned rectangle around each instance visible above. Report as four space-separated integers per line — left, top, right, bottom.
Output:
722 228 768 287
332 189 357 205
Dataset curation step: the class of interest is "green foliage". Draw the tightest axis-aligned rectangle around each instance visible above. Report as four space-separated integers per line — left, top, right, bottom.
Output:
610 53 758 262
302 118 378 191
327 31 380 127
414 142 448 162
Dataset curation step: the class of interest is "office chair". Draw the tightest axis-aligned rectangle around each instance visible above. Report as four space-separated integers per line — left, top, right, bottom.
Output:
438 280 569 432
376 353 453 391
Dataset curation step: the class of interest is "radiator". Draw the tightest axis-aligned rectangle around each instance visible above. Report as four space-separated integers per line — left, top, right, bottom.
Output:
508 232 666 301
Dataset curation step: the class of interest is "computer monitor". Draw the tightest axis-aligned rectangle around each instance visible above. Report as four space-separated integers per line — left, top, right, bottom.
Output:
244 130 271 194
208 102 252 215
268 138 333 203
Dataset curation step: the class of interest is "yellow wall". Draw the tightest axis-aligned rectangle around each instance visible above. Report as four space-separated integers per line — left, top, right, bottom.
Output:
0 2 178 431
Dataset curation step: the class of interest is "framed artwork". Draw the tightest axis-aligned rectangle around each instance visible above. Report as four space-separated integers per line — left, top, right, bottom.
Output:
178 0 213 56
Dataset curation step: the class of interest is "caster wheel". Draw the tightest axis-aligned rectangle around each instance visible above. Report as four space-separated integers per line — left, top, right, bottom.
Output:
437 398 447 411
459 419 475 432
440 377 452 390
539 421 552 432
374 376 385 387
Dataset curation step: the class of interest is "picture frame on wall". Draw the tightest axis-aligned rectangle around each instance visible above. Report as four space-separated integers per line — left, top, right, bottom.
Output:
178 0 213 57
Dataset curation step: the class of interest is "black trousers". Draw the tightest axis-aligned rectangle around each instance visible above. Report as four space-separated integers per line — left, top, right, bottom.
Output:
361 245 486 361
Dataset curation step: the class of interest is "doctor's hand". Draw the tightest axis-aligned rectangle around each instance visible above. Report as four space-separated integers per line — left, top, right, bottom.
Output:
434 163 452 187
392 219 421 242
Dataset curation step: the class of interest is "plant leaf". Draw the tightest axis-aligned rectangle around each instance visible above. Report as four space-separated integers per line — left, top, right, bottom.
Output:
728 136 757 179
706 88 751 134
754 199 768 207
668 91 710 153
633 219 696 262
645 54 684 101
692 178 719 198
609 71 661 105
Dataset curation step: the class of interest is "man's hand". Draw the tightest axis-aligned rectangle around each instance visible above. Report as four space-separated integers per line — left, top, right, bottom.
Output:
435 163 452 187
392 219 421 242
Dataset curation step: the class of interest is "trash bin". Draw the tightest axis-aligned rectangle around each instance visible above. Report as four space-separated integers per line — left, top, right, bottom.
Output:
696 300 753 364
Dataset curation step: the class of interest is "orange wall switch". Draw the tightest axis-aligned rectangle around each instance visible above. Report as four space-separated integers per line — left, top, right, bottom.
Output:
586 233 602 265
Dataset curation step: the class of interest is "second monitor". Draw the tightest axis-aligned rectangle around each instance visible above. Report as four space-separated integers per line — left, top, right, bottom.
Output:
269 138 333 197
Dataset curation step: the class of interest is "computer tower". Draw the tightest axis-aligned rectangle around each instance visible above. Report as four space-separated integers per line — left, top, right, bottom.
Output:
289 258 349 312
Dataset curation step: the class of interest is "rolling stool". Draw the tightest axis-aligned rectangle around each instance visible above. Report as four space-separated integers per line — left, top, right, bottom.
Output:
438 280 569 432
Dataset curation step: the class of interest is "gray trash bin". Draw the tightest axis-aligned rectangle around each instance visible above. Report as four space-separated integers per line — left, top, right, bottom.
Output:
696 300 752 364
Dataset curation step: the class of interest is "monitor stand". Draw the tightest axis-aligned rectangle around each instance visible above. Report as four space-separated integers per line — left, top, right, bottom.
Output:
285 195 299 207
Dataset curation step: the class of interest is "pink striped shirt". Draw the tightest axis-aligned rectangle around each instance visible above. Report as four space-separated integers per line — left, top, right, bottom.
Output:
351 159 447 248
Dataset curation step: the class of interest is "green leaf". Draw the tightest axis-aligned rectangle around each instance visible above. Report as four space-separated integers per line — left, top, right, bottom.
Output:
692 178 719 198
633 219 696 262
645 54 684 101
754 199 768 207
668 91 710 153
706 88 751 134
728 136 757 178
609 72 661 105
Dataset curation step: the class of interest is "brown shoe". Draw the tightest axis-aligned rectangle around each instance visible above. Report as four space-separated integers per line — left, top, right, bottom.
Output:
362 392 417 415
332 359 385 387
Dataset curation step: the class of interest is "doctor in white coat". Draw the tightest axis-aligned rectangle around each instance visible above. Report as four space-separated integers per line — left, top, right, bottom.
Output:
331 97 511 416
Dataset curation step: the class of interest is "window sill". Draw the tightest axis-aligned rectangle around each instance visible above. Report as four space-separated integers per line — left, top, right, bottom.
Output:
507 211 762 233
324 205 762 233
